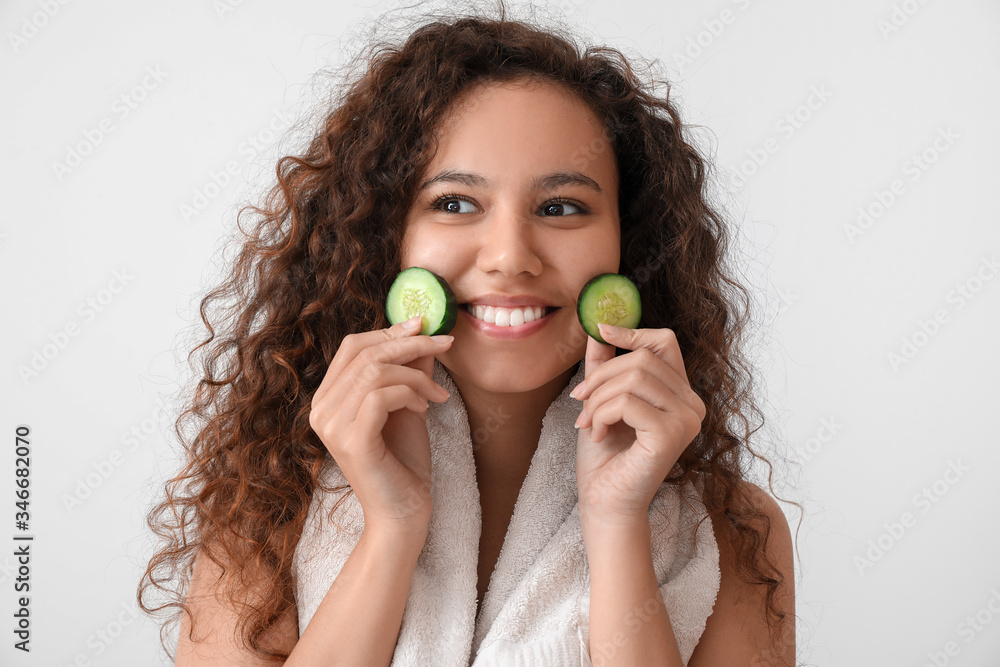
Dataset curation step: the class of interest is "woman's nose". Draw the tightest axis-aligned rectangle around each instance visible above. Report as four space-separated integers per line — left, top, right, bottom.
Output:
475 212 543 277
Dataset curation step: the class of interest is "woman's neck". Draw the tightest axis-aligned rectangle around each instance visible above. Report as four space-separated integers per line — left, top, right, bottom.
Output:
447 363 578 495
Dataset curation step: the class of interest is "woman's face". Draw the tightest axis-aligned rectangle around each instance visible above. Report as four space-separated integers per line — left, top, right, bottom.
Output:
401 78 620 394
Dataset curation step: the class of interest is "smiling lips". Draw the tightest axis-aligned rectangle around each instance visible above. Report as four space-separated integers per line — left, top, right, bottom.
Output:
463 304 553 327
459 304 560 339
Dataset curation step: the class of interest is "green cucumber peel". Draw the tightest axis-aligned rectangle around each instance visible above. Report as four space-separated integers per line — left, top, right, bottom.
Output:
385 266 458 336
576 273 642 344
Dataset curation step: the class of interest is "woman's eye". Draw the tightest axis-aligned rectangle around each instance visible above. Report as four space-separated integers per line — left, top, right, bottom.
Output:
431 195 477 214
429 195 587 216
540 200 584 216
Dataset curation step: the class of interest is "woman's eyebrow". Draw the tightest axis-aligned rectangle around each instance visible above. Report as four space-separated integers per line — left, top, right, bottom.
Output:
418 169 603 194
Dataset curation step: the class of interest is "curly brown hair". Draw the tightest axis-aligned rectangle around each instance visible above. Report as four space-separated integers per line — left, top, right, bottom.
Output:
138 1 799 662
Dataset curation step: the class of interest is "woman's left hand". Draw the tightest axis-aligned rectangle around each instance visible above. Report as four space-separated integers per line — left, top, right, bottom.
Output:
572 322 706 527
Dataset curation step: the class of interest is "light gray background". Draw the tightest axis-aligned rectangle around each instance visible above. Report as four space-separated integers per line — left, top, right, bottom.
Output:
2 0 998 665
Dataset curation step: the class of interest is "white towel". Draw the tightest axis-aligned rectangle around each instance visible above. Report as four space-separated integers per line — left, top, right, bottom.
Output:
292 358 721 666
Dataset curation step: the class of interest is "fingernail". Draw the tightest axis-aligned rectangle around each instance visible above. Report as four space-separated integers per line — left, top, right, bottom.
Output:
430 334 453 343
597 322 619 337
403 316 422 330
569 381 586 399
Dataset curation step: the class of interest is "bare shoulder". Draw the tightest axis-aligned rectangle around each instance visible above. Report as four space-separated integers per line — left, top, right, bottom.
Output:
175 549 299 666
688 479 795 667
735 480 793 547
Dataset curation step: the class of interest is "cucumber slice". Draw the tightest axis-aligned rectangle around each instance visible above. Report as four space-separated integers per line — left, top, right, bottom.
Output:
385 267 458 335
576 273 641 344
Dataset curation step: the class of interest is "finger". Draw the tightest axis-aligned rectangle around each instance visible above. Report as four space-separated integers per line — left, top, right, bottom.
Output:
332 362 451 422
314 382 428 460
358 335 452 398
316 316 424 401
352 385 430 456
577 366 703 429
405 340 437 379
315 318 449 402
312 361 451 434
584 329 616 381
576 357 705 423
597 323 690 382
362 328 453 370
588 393 701 454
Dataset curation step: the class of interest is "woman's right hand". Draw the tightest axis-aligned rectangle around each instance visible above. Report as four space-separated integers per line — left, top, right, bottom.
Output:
309 315 453 535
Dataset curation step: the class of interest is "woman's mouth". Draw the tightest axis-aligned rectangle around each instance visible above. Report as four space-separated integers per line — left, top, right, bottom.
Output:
462 304 555 326
459 304 560 339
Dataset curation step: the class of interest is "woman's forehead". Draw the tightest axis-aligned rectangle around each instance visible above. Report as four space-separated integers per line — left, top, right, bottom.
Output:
424 80 617 189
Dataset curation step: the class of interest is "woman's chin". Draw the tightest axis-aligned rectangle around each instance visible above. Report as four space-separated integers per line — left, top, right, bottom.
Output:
437 350 578 396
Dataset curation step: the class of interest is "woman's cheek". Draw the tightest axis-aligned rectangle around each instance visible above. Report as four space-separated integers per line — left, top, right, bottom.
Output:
408 226 472 269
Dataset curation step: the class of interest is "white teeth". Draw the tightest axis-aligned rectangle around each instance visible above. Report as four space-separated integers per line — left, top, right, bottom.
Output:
469 305 548 326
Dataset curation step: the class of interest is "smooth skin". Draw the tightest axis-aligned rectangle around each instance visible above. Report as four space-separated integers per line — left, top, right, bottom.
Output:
575 323 795 665
174 77 794 666
399 78 623 614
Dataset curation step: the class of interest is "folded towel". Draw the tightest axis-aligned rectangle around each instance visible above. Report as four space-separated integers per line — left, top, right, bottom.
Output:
292 358 721 666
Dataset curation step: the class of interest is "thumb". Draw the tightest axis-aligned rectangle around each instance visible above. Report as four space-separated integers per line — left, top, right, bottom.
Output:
391 315 436 378
407 351 435 378
584 331 615 379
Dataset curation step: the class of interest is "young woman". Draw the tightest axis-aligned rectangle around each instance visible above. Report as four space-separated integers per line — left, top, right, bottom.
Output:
139 5 796 666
